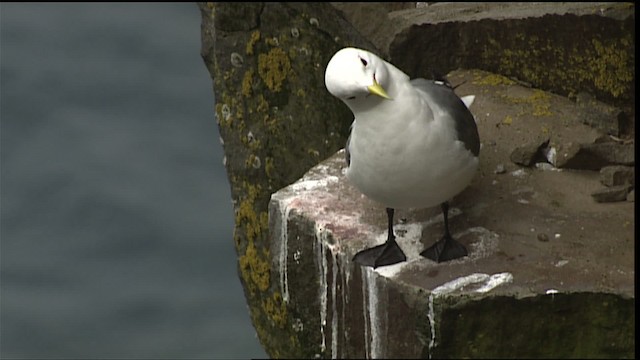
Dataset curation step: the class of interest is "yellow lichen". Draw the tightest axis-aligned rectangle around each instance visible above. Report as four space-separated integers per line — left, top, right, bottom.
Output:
246 30 261 56
265 36 280 47
239 238 271 294
261 292 287 328
490 31 633 100
530 90 552 116
473 73 516 86
502 89 552 117
307 148 320 158
235 181 271 294
589 38 633 98
265 157 275 178
242 68 254 97
236 182 262 239
258 48 291 92
257 94 269 113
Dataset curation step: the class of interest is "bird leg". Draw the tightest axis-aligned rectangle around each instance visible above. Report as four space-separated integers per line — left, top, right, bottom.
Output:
420 202 468 262
353 208 407 268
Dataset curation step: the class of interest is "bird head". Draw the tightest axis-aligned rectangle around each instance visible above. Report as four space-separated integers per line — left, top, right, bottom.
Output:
324 47 392 102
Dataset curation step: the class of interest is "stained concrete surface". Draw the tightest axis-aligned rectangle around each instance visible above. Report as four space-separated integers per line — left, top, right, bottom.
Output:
268 68 634 358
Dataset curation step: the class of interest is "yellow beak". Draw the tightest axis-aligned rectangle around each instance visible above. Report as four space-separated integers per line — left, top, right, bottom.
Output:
367 80 392 100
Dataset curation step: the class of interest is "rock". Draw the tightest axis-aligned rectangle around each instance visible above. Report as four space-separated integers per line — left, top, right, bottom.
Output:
552 142 584 169
270 150 634 358
599 165 634 187
627 189 634 202
509 136 549 167
554 141 635 170
199 2 637 357
535 162 557 171
537 233 549 242
591 185 631 203
575 92 629 136
494 163 506 174
330 3 415 58
264 68 634 357
198 3 378 357
581 142 635 166
384 3 635 107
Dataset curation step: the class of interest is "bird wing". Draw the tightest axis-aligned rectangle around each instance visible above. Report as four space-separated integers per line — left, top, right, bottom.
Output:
410 78 480 156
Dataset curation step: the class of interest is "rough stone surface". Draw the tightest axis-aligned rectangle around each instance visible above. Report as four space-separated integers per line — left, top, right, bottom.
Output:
199 3 636 358
198 2 378 357
552 142 585 169
591 185 632 203
329 2 415 57
576 91 629 136
600 165 635 187
553 141 635 170
581 142 635 166
509 136 549 167
269 69 634 358
335 3 635 115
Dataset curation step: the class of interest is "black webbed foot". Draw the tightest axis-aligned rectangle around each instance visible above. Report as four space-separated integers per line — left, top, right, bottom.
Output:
420 201 468 263
353 236 406 268
420 233 467 263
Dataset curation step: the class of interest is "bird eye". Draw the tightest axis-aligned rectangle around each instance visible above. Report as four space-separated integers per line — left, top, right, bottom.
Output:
360 57 368 67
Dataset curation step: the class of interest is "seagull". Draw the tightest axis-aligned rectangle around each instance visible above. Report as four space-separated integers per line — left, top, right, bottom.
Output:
324 47 480 268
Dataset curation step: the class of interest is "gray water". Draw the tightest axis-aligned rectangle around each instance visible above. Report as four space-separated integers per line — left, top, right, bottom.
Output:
0 3 266 359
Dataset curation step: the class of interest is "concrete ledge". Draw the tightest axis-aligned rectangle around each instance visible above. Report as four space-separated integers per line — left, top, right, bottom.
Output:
268 69 634 358
335 2 635 111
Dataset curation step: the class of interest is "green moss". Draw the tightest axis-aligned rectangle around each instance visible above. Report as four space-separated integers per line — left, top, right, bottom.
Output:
258 47 292 93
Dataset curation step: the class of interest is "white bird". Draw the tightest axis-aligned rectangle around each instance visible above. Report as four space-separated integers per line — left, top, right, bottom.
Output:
324 47 480 268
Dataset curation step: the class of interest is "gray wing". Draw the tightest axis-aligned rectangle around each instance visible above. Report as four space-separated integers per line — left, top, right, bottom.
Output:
411 78 480 156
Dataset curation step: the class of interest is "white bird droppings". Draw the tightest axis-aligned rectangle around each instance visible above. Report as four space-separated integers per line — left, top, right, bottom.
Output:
278 198 294 304
428 272 513 358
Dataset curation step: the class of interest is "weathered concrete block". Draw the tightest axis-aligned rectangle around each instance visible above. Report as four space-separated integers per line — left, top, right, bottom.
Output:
268 69 634 358
576 92 629 136
270 151 634 358
555 141 635 170
591 185 632 203
600 165 635 187
338 3 635 111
